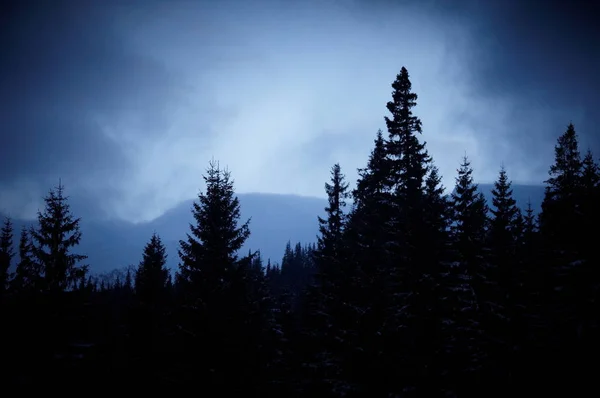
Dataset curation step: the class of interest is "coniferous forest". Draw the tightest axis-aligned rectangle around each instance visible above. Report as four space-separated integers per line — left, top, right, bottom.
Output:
1 67 599 396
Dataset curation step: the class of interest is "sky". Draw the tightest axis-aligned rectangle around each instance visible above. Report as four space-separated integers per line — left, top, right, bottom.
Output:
1 0 598 224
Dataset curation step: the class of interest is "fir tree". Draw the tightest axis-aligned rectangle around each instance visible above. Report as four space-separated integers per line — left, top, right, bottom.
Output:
175 160 252 389
540 123 583 256
135 232 169 306
580 149 600 261
304 163 355 393
12 227 38 293
30 182 87 293
490 166 521 258
178 160 250 297
0 217 14 298
581 149 600 192
543 123 583 203
384 66 430 198
447 155 489 389
451 156 489 256
422 163 451 270
124 268 133 293
353 129 389 207
488 166 523 382
315 163 350 268
538 123 594 384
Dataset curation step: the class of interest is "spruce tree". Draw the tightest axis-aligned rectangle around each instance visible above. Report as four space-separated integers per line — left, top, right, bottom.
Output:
178 160 250 297
176 160 252 389
490 166 521 257
581 149 600 192
383 66 431 277
305 163 355 393
488 166 523 382
580 150 600 261
315 163 349 270
0 217 14 298
538 124 595 385
451 156 489 260
384 68 436 394
12 227 39 293
384 67 430 198
521 200 538 240
447 155 489 390
353 129 389 207
124 268 133 293
135 232 169 306
30 182 87 293
343 129 396 394
540 123 583 255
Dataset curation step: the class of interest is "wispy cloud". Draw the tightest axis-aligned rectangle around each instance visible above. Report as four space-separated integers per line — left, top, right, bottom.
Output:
1 0 597 223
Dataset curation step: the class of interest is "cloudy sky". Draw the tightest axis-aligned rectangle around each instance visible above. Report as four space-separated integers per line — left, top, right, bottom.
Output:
1 0 598 223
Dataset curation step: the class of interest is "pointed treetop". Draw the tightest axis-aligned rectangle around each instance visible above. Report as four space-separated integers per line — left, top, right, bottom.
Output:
546 123 582 190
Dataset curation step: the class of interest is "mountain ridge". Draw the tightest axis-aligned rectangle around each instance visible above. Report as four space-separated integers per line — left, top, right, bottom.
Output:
1 184 545 273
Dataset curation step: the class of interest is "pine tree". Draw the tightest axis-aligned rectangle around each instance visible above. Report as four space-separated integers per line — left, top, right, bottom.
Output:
0 217 14 298
348 130 392 270
175 160 252 389
304 163 355 393
447 155 489 390
12 227 39 293
422 163 451 276
124 268 133 293
580 150 600 261
383 67 432 281
135 232 169 306
451 156 489 260
581 149 599 192
384 66 430 198
540 123 583 255
488 166 524 384
346 132 393 372
538 124 595 385
353 129 389 207
544 124 583 201
522 200 538 247
178 160 250 297
30 182 88 293
315 163 350 269
490 166 521 257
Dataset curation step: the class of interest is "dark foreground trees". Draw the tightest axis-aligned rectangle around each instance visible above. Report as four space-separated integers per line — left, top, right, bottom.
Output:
1 68 600 395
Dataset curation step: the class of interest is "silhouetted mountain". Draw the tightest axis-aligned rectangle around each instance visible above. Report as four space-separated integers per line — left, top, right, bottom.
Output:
1 187 544 274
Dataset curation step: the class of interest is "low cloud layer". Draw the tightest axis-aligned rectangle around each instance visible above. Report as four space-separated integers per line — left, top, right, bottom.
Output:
1 0 598 223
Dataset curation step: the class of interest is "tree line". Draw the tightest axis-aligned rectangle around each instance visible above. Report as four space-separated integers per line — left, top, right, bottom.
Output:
1 66 599 396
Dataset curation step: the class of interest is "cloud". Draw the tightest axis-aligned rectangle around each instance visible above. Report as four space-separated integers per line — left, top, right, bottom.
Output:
1 0 597 223
0 0 194 219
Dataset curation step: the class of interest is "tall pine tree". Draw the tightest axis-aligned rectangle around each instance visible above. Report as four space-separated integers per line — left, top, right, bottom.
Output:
177 160 250 297
447 155 489 392
135 232 169 307
490 166 521 258
315 163 349 271
540 123 583 257
488 166 523 385
304 163 354 394
175 160 252 390
30 182 87 293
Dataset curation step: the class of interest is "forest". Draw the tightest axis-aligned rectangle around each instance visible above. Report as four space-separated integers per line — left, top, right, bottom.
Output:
1 66 599 396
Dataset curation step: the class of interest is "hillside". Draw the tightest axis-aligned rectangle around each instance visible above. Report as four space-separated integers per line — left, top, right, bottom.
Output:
2 185 544 273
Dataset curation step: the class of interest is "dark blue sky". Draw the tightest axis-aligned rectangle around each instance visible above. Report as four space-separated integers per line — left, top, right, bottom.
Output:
1 0 598 223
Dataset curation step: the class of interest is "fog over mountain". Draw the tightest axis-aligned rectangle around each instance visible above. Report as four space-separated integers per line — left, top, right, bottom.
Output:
2 185 544 273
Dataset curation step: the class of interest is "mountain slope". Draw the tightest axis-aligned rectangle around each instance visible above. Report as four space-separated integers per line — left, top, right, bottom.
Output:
2 185 544 273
